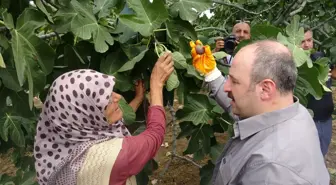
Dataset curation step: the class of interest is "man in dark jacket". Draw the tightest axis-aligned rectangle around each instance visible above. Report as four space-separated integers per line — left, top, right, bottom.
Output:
302 28 334 157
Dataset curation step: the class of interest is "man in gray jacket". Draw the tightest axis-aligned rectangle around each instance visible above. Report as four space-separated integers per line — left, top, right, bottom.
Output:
192 39 330 184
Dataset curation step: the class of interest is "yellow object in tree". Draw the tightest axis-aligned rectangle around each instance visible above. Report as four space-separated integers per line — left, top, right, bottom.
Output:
190 40 216 75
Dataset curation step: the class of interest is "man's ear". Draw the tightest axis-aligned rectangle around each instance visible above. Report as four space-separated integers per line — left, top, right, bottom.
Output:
259 79 276 100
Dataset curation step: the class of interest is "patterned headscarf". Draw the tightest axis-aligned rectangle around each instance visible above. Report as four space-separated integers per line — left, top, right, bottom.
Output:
34 69 131 185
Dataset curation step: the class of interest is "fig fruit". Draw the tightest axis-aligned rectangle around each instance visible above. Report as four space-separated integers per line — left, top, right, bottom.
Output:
195 45 205 54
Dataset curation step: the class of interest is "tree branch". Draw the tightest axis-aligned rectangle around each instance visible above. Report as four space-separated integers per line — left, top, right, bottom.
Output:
158 102 177 180
311 14 336 31
195 27 228 34
157 102 202 184
172 153 202 168
273 0 298 25
0 27 61 40
212 0 280 15
289 0 307 16
38 32 59 39
316 28 330 38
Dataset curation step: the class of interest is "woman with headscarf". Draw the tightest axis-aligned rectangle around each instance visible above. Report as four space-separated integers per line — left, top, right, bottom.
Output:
34 53 174 185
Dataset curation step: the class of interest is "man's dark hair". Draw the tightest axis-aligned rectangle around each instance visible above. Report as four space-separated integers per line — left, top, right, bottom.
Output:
249 40 297 94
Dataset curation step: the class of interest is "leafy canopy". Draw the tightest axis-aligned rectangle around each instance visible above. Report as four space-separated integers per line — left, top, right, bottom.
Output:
0 0 335 184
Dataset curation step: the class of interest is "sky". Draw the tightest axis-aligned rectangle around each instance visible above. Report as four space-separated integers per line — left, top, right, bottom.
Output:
201 9 215 19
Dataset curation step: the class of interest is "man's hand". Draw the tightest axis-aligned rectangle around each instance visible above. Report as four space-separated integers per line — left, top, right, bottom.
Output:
214 38 224 52
190 40 217 75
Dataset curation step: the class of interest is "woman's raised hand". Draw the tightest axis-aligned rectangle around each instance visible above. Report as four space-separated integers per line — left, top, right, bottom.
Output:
149 52 174 106
150 52 174 90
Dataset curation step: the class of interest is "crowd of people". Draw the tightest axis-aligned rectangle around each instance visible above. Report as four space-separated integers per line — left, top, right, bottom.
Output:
33 21 334 185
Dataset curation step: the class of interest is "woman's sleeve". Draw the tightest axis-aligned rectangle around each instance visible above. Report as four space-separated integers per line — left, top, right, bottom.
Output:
110 105 166 182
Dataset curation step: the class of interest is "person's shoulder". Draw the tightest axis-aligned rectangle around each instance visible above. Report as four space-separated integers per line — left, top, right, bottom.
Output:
310 51 325 61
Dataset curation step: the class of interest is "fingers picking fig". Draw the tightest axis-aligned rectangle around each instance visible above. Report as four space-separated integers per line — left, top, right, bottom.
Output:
195 45 205 55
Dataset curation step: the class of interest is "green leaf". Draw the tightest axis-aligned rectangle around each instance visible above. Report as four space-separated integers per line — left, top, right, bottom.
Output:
0 68 21 91
54 0 114 53
166 69 179 91
251 24 282 39
213 51 228 59
7 9 53 82
166 18 197 42
315 57 331 83
213 116 230 132
212 105 224 114
119 0 168 37
0 34 10 49
170 0 212 22
132 124 146 135
178 36 192 59
172 52 187 69
200 161 215 185
0 115 26 147
0 53 5 68
330 46 336 64
113 72 133 92
286 15 304 45
118 97 136 125
176 94 215 125
2 10 14 29
93 0 120 18
113 22 137 44
119 47 148 72
6 9 55 108
35 0 54 23
210 144 224 164
177 122 197 139
17 170 37 185
297 64 323 100
277 32 310 67
186 65 203 80
100 49 129 74
183 124 213 155
176 78 185 104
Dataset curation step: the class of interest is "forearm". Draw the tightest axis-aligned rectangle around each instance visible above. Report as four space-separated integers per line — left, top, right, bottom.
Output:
150 87 163 107
110 106 166 183
206 68 239 121
129 97 143 112
124 106 166 175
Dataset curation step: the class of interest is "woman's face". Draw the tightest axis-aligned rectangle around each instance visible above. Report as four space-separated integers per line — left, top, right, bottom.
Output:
105 92 123 124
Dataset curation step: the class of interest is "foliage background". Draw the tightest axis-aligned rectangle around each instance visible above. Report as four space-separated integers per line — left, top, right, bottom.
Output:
0 0 335 184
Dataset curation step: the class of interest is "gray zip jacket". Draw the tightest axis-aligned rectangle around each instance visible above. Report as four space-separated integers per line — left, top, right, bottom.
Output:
207 71 330 185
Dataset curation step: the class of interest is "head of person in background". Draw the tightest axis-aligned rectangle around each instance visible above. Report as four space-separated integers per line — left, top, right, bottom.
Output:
301 27 314 51
233 22 251 43
213 21 251 53
301 28 326 62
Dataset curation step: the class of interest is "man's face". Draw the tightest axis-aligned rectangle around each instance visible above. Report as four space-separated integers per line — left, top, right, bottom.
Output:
223 47 259 119
301 31 313 50
233 23 251 42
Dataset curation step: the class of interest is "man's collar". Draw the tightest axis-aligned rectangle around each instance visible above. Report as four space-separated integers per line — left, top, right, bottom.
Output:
232 96 300 140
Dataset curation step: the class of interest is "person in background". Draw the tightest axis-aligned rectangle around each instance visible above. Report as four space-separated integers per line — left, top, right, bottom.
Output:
33 53 174 185
190 39 329 184
301 27 336 157
212 21 251 65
